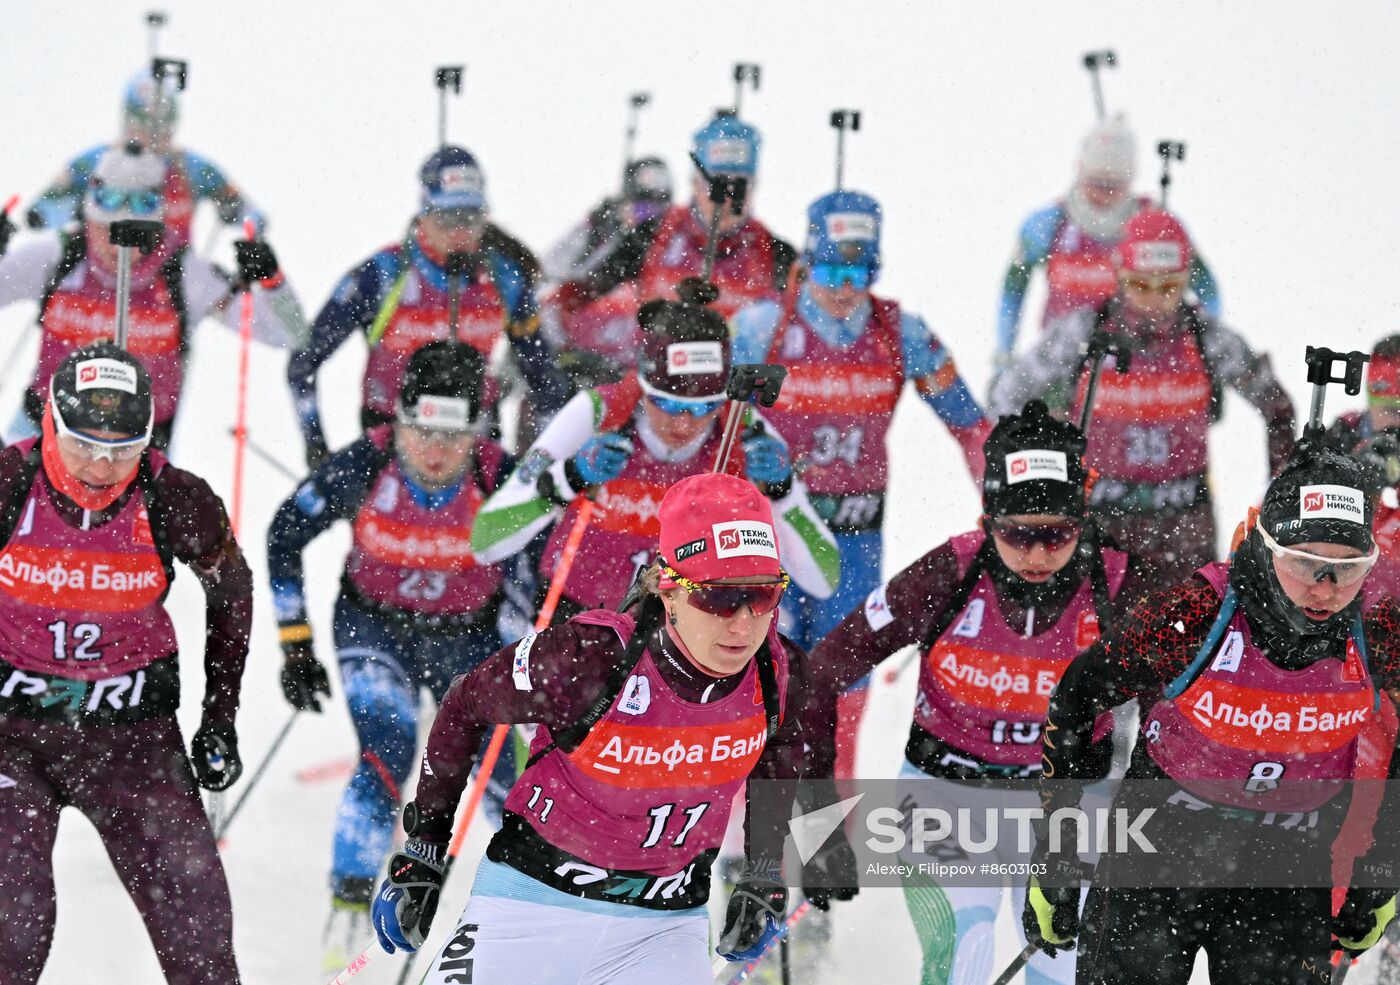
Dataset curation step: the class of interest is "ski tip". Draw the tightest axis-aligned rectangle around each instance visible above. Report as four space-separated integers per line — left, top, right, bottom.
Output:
2 194 18 216
297 758 357 785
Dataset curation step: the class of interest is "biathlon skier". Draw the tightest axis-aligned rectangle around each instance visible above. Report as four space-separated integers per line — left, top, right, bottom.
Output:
1027 400 1400 982
990 207 1295 589
0 344 254 983
803 402 1151 985
469 281 839 619
27 66 265 252
285 145 568 469
993 115 1220 368
372 472 814 985
266 342 519 970
0 143 304 447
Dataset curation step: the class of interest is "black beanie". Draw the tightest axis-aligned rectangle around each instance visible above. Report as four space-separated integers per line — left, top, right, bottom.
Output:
636 278 730 398
1259 438 1373 552
397 340 485 427
981 401 1089 517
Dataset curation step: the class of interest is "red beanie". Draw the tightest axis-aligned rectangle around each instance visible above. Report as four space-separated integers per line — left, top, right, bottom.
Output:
658 473 781 584
1114 207 1191 275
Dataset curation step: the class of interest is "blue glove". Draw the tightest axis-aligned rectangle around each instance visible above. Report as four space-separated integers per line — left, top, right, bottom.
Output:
569 432 634 488
371 839 446 954
717 872 788 962
742 429 793 495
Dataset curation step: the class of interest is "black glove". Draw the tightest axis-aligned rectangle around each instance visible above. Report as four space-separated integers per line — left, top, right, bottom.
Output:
1022 854 1085 957
371 838 447 953
717 865 788 962
234 239 279 284
190 720 242 791
556 349 624 391
1333 888 1398 956
801 829 860 911
304 432 330 472
1356 432 1400 492
0 210 15 257
279 622 331 713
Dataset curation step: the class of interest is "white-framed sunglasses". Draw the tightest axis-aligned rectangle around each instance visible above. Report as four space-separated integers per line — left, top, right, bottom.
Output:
1256 525 1379 587
52 405 152 464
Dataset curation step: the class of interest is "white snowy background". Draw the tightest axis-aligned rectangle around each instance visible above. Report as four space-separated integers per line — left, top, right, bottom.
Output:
2 1 1397 982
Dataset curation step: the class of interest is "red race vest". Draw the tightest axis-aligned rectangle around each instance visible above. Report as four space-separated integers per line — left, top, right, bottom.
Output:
37 259 184 424
762 287 904 496
637 205 780 319
1075 320 1212 484
361 254 504 419
345 436 505 618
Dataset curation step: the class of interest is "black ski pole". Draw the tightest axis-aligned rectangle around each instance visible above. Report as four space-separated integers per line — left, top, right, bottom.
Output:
1330 953 1352 984
688 149 749 282
1082 50 1116 120
712 362 786 473
435 65 464 148
213 710 300 840
623 91 651 174
732 63 761 116
149 57 187 151
991 942 1040 985
145 10 167 62
1157 140 1186 209
445 251 472 343
225 427 300 482
151 56 187 94
1303 346 1369 439
830 110 861 190
1076 330 1134 435
108 219 163 349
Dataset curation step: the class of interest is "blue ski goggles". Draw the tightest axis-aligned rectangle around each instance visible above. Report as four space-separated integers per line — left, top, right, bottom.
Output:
91 186 162 216
809 262 874 291
645 391 727 418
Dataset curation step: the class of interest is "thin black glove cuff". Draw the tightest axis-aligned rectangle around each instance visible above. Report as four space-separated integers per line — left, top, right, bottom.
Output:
402 801 454 844
757 475 793 501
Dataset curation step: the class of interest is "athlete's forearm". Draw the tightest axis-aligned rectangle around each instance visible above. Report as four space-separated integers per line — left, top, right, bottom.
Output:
414 624 615 831
745 642 807 865
1044 581 1216 777
803 543 963 777
159 467 253 725
997 260 1034 354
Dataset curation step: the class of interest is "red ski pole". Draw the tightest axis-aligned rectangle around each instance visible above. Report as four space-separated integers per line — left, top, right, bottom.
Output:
451 497 595 853
390 498 597 985
229 218 256 535
323 941 379 984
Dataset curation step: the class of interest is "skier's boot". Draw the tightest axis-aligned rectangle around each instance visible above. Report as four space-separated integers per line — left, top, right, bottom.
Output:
321 876 374 973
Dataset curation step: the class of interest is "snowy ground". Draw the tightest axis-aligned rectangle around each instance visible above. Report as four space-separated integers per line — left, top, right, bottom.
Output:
3 1 1399 982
